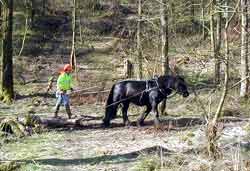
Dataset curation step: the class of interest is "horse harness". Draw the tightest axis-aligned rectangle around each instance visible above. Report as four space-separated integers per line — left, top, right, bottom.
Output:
139 78 170 104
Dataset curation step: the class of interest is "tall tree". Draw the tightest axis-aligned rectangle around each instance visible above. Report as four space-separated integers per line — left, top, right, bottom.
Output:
159 0 169 115
70 0 76 70
1 0 14 103
240 0 249 97
214 0 222 84
210 0 222 84
137 0 143 79
190 0 195 32
207 0 240 158
201 0 206 39
28 0 35 28
160 0 169 75
210 0 216 83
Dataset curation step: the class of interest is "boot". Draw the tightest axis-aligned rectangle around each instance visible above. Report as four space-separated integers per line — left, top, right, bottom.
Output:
65 105 72 119
54 105 60 118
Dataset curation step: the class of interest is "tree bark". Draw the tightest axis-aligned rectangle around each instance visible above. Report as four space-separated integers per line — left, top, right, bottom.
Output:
214 0 222 84
160 0 169 75
1 0 14 103
18 0 29 57
137 0 143 79
240 0 249 97
210 0 217 84
201 0 206 40
170 2 176 34
207 0 240 158
29 0 35 28
70 0 77 70
190 0 195 32
159 0 169 115
210 1 215 63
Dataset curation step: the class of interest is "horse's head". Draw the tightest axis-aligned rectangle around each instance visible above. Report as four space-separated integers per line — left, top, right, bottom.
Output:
159 75 189 97
174 76 189 97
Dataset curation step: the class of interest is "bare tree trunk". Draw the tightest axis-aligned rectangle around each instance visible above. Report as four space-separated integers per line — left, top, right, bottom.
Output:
210 0 221 84
215 0 222 84
124 59 133 78
207 0 240 158
210 0 217 84
137 0 143 79
159 0 169 115
29 0 35 28
201 0 206 39
18 0 29 57
1 0 14 103
170 2 176 34
190 0 195 32
240 0 249 97
70 0 77 71
79 6 83 45
160 0 169 75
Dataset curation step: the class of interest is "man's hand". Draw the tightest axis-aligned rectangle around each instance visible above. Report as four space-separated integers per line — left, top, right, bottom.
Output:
59 90 66 94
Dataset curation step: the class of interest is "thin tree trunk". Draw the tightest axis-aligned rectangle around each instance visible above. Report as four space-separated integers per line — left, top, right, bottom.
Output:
215 0 222 84
1 0 14 103
29 0 35 28
207 0 240 158
170 2 176 34
159 0 169 115
210 0 217 84
190 0 195 32
160 0 169 75
240 0 249 97
70 0 76 70
18 0 29 57
79 10 83 45
137 0 143 79
201 0 206 39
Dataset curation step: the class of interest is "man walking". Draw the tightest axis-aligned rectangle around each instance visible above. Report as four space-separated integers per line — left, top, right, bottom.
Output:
54 64 74 119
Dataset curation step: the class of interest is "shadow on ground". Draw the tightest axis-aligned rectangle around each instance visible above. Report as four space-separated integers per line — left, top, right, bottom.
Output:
14 146 170 166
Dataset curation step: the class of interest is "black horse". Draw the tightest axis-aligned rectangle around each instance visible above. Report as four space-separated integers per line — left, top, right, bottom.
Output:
103 75 189 127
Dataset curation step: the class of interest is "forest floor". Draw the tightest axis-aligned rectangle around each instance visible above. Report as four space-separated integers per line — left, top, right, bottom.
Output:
1 4 250 171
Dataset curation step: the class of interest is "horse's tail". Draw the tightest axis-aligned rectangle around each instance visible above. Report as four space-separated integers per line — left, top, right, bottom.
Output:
103 85 117 127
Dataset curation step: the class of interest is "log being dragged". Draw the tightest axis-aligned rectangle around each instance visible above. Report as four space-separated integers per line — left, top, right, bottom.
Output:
38 117 103 128
39 117 77 128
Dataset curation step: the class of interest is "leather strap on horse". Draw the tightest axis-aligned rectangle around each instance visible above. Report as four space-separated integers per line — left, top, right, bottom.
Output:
139 80 149 104
153 77 168 97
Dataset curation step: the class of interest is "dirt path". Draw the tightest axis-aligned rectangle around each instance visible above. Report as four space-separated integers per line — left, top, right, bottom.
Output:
1 115 250 170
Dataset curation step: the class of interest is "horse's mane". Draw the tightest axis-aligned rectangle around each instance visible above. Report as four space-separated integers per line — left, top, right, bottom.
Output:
116 75 185 86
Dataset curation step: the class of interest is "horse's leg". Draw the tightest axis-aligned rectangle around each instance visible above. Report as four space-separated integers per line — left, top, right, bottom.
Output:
137 105 152 126
121 102 130 126
103 99 119 127
152 102 160 128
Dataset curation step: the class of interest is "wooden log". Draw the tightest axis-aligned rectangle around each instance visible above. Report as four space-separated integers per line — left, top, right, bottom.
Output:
40 118 77 128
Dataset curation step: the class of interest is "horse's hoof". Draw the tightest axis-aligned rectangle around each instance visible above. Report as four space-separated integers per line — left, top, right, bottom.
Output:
137 120 144 127
102 120 110 128
124 121 131 127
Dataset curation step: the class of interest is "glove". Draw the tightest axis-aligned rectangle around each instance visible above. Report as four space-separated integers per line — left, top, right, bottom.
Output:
59 90 66 94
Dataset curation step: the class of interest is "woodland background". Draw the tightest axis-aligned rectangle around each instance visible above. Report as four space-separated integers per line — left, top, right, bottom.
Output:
1 0 250 170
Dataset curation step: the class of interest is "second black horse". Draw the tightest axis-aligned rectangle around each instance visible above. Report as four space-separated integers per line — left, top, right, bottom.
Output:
103 75 189 127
